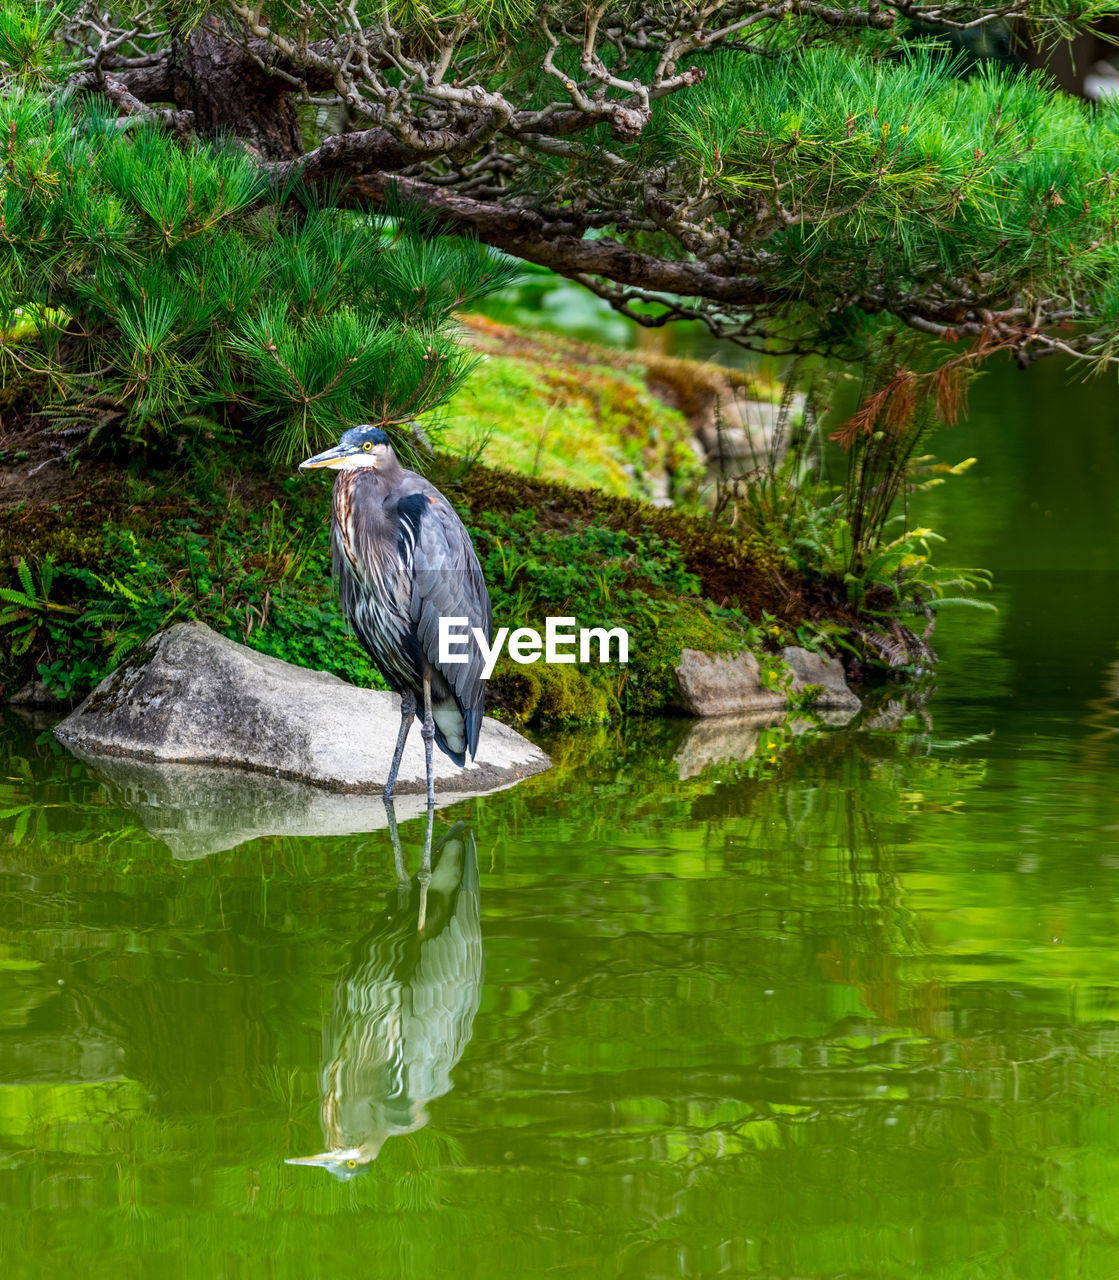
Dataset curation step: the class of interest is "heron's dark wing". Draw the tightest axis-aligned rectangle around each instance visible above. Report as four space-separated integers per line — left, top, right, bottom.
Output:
397 488 492 759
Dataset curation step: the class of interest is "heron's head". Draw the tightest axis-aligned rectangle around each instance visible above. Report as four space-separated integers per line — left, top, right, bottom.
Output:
286 1103 429 1179
285 1144 382 1181
299 425 394 473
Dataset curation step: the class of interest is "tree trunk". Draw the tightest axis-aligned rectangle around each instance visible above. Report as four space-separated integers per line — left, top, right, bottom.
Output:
173 19 303 161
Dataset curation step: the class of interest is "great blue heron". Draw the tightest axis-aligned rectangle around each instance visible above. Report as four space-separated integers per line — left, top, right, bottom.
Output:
286 819 483 1178
299 425 492 804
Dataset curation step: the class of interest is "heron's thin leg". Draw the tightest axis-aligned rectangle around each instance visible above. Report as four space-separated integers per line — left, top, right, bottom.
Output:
417 802 434 933
383 690 416 801
416 671 436 929
382 798 409 891
420 669 436 810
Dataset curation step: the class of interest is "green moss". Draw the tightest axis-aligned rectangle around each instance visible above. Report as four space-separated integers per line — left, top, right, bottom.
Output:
429 453 823 626
81 640 155 714
794 682 827 709
489 658 613 728
0 376 47 423
437 348 703 503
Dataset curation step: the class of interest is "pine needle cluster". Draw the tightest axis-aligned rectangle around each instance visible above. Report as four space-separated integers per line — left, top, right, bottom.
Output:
0 89 519 459
648 49 1119 340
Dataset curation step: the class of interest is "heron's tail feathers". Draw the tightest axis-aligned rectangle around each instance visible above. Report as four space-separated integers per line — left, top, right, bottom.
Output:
431 693 467 766
463 706 483 761
429 681 484 766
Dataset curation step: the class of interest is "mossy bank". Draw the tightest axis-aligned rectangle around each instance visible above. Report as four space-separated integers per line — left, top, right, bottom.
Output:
0 430 843 724
0 331 862 726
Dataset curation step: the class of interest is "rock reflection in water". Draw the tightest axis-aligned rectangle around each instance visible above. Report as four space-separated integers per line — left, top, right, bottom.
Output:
673 712 785 780
287 819 483 1179
672 707 857 779
65 745 506 858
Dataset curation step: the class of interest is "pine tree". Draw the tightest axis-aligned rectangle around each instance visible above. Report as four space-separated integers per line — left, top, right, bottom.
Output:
0 8 519 458
5 0 1119 374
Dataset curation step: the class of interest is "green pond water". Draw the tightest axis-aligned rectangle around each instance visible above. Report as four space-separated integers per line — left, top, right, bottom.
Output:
2 358 1118 1278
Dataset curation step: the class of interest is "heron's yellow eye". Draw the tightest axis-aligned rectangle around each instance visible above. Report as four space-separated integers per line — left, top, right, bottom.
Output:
363 442 372 452
347 1160 357 1168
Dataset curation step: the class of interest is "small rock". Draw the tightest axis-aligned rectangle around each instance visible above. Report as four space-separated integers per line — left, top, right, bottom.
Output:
643 472 674 506
699 395 807 463
672 649 787 718
9 679 64 707
780 646 861 713
724 397 784 434
55 621 551 795
696 422 755 460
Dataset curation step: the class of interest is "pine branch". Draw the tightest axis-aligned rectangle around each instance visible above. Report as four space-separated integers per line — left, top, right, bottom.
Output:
33 0 1119 366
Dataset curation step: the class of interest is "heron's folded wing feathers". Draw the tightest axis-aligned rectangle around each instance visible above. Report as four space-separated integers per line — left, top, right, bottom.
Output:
401 492 491 755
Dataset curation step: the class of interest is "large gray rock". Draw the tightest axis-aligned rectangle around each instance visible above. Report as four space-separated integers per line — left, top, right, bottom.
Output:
55 622 550 795
780 646 861 713
672 649 787 717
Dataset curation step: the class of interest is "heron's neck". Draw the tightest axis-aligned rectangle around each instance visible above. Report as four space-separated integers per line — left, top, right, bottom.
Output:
333 461 399 508
381 458 405 487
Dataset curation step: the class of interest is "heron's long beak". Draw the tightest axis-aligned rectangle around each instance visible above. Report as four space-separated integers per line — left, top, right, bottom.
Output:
285 1150 361 1167
285 1144 383 1178
298 443 352 472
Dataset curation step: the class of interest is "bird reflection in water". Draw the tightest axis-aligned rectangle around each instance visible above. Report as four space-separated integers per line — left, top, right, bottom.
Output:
287 807 483 1179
